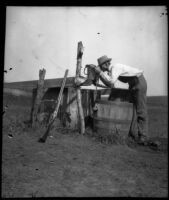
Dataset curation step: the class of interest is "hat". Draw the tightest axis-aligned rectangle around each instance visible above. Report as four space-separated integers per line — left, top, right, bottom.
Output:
97 55 112 66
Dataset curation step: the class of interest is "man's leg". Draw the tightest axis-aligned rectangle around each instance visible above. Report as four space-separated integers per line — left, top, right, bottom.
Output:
128 103 138 139
135 89 148 138
134 75 148 142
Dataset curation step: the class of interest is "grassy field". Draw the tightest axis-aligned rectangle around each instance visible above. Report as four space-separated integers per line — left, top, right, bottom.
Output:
1 94 168 197
147 96 168 139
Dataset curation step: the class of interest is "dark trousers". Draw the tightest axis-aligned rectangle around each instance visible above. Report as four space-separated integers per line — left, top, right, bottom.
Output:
129 75 148 138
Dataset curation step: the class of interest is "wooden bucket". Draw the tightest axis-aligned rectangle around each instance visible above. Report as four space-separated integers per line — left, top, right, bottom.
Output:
93 100 133 143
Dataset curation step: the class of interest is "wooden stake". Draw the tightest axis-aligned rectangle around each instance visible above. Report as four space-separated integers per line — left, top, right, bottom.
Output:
75 41 85 134
31 68 46 128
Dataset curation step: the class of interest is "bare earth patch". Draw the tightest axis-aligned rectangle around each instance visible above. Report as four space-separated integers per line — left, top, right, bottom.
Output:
2 96 168 197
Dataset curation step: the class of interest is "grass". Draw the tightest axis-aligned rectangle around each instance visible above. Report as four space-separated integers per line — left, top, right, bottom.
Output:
1 93 168 197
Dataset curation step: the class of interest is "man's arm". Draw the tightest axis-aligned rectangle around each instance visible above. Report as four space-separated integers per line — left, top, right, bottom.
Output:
94 66 115 88
99 72 114 88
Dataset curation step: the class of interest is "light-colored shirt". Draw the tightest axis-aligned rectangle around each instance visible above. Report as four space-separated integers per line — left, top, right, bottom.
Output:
101 63 143 84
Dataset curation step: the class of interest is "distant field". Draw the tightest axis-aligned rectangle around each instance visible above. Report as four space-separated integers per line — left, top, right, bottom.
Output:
3 93 168 139
3 93 168 107
147 96 167 139
147 96 168 107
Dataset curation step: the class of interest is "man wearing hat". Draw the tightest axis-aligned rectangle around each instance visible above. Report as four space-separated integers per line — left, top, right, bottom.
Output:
94 55 148 144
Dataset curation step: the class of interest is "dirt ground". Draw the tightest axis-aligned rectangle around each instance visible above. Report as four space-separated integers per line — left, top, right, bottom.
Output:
1 96 168 197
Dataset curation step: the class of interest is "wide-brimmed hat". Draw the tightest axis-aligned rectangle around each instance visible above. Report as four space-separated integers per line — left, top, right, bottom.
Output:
97 55 112 66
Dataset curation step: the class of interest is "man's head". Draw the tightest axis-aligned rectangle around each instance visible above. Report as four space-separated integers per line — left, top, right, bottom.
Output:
97 55 112 72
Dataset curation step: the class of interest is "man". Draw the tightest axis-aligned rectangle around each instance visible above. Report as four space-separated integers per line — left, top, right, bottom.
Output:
94 55 148 144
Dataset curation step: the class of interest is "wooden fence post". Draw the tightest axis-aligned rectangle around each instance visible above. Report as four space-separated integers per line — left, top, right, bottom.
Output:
75 41 85 134
31 68 46 128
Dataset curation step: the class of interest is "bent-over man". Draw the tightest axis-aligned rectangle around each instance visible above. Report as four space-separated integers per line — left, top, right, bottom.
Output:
94 55 148 144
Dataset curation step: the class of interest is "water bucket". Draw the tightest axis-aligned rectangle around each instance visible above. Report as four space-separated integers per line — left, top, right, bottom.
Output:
93 100 133 143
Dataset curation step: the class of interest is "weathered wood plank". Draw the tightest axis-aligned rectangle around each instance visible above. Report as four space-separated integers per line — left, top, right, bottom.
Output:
4 77 75 90
67 87 78 130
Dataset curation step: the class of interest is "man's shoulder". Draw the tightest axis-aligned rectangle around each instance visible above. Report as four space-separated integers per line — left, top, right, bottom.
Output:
110 63 125 70
114 63 130 68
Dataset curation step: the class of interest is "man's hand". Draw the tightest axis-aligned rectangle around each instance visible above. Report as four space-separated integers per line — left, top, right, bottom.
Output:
94 66 102 74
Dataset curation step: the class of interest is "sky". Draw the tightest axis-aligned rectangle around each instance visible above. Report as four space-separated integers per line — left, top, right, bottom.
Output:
4 6 168 96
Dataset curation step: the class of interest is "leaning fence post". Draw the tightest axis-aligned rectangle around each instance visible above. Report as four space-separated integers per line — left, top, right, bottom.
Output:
38 69 69 143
